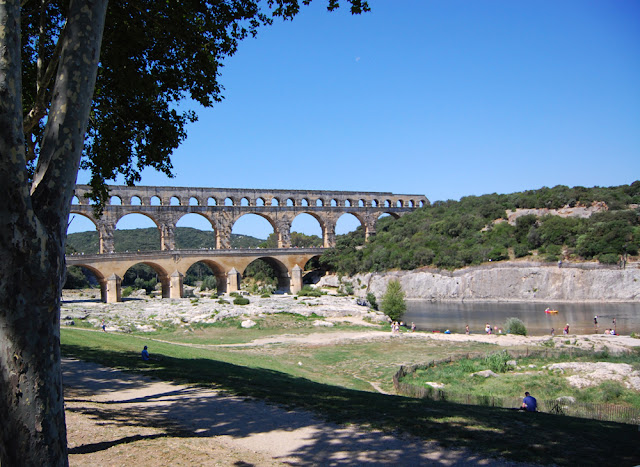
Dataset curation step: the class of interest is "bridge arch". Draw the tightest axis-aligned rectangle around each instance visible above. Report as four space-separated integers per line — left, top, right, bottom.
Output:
241 257 291 293
114 213 161 251
336 211 365 236
291 213 323 240
232 212 277 244
182 259 228 294
121 261 171 299
68 211 99 233
64 263 106 298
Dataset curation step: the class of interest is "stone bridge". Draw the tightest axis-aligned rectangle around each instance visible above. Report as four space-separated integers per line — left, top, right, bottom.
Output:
67 248 325 303
71 185 429 253
68 185 428 302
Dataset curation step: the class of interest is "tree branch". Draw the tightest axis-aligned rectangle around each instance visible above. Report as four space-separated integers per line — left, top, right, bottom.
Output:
0 0 31 211
23 17 66 142
31 0 109 238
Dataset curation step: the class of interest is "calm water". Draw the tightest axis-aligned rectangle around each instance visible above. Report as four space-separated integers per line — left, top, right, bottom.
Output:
403 301 640 336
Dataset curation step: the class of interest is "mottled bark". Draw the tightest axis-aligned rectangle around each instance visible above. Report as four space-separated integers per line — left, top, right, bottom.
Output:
0 0 108 465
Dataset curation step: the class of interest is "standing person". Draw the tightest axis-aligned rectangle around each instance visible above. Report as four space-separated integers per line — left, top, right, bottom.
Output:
550 328 555 336
613 317 616 332
564 324 570 335
411 322 416 332
521 392 537 412
594 316 598 329
465 324 470 335
101 319 106 332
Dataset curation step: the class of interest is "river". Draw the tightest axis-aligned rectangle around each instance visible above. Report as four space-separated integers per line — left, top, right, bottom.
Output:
403 301 640 336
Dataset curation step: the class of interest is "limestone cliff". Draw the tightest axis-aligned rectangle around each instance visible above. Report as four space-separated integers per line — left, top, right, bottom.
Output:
318 262 640 302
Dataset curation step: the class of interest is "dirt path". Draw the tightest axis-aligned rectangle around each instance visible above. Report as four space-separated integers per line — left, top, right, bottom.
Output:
63 358 530 466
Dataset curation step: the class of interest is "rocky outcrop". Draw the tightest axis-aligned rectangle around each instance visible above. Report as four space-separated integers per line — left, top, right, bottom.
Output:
503 202 608 225
319 262 640 302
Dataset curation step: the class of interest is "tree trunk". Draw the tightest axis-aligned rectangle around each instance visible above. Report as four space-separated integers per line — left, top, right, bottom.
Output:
0 1 108 464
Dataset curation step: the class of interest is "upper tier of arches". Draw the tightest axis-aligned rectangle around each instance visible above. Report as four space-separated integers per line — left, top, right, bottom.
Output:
73 185 429 209
70 184 428 253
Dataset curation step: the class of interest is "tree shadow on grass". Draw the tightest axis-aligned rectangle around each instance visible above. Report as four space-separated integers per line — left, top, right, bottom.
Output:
62 345 640 466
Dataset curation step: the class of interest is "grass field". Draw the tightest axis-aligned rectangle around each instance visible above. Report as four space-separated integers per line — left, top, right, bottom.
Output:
61 325 640 466
404 349 640 407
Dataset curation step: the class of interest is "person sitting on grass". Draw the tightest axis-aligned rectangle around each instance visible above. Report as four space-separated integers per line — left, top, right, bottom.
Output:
521 391 537 412
141 345 150 361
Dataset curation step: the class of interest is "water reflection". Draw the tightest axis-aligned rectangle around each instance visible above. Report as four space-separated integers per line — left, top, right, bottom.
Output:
403 301 640 336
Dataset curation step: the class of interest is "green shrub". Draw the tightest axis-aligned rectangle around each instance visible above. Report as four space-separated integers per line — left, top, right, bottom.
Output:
297 285 322 297
505 317 527 336
233 296 250 305
483 351 512 373
201 275 217 291
598 381 624 402
63 266 91 289
513 244 530 258
122 286 133 297
381 280 406 322
598 253 619 264
260 293 271 298
217 298 229 304
366 292 378 310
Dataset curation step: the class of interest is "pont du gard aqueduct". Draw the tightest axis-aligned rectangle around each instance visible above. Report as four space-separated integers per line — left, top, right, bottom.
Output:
67 185 429 303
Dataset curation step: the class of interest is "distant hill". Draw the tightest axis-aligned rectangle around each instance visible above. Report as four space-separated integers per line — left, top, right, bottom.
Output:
66 227 263 254
320 182 640 274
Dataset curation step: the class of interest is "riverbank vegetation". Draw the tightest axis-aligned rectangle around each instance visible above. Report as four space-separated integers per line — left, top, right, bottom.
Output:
403 348 640 408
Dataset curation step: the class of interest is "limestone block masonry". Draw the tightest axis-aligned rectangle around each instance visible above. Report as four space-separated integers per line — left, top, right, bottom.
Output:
68 185 428 302
71 185 429 252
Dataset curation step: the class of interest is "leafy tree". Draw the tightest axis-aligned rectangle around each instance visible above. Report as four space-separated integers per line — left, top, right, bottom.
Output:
0 1 369 464
366 292 378 310
260 231 322 248
63 266 91 289
505 317 527 336
381 280 406 322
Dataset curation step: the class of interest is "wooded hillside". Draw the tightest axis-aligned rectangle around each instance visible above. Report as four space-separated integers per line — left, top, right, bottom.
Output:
320 182 640 274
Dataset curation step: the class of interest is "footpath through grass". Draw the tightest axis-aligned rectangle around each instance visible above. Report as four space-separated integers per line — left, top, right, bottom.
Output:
61 327 640 466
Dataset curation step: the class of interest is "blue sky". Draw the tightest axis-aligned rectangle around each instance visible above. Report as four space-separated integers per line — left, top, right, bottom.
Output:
71 0 640 239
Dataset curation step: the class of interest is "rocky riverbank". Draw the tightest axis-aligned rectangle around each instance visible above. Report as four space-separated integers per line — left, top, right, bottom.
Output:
61 289 388 333
323 261 640 303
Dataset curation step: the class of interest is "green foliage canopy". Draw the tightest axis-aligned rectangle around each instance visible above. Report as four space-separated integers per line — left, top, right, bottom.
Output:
22 0 371 209
321 183 640 274
381 280 406 322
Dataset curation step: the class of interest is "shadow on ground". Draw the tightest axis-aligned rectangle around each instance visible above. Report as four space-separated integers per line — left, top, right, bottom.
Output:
62 345 640 466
